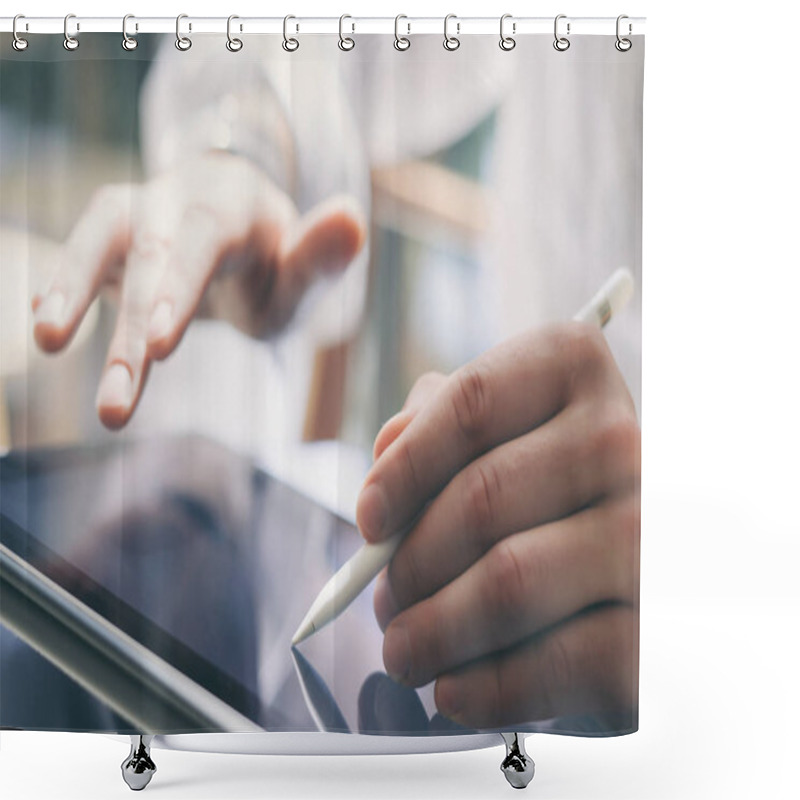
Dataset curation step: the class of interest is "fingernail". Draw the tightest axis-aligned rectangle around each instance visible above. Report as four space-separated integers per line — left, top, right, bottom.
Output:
34 290 66 328
96 363 133 411
373 571 400 631
383 622 411 684
357 483 387 541
147 300 173 343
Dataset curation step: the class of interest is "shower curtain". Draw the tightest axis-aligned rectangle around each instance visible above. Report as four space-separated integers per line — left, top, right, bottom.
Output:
0 21 643 747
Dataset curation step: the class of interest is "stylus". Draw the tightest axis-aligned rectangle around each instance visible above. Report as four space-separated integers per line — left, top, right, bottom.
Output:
291 267 635 646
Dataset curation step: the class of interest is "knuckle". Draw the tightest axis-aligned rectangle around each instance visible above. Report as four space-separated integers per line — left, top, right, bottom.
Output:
537 634 573 719
131 230 171 261
595 410 641 475
553 321 610 392
415 371 444 393
404 371 446 413
487 538 527 626
450 364 493 441
408 605 446 684
396 438 421 495
389 543 426 609
610 497 641 595
411 370 445 398
616 494 641 545
463 460 502 537
568 320 609 365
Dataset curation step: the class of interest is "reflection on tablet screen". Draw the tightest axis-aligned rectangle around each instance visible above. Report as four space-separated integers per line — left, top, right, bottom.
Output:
0 435 474 736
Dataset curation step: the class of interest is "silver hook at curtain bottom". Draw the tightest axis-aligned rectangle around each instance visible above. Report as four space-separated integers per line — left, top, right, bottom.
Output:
121 735 157 791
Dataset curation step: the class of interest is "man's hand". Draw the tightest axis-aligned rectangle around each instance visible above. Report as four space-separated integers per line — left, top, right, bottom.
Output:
32 151 366 429
357 322 640 730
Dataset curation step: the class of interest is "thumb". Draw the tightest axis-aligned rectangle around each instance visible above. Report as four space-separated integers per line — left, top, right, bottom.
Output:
259 194 366 334
279 194 367 278
372 372 447 461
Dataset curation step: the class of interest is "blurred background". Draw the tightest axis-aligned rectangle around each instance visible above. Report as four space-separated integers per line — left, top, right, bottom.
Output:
0 33 497 457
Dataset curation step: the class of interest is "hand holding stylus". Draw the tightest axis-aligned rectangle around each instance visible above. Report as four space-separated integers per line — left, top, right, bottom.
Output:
296 269 641 731
31 150 366 430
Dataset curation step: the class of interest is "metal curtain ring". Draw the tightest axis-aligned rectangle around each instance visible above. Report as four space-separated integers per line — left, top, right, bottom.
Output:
444 14 460 51
394 15 410 51
227 15 243 51
553 14 570 51
283 15 299 52
12 15 29 51
63 13 79 51
122 14 138 51
615 14 632 51
175 14 192 50
338 14 355 51
499 14 515 51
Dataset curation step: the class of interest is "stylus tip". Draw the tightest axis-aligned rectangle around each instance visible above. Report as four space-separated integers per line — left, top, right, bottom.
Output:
291 619 315 646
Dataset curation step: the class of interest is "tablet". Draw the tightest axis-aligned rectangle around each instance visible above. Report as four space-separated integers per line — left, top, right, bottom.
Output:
0 435 471 738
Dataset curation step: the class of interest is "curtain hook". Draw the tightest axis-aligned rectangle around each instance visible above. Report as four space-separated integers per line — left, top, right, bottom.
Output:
122 14 138 51
12 14 29 52
63 13 79 51
175 14 192 50
615 14 632 52
338 14 355 51
499 14 516 51
227 15 243 51
394 14 410 51
553 14 570 52
444 14 460 51
283 15 299 52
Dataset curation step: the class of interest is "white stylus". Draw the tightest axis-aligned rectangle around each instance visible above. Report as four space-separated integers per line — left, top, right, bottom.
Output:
291 267 635 646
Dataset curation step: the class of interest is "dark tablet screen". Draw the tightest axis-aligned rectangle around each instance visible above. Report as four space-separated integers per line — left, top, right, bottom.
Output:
0 435 464 736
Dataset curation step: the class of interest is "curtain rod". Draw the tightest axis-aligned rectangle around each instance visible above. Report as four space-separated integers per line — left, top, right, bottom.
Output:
1 16 646 36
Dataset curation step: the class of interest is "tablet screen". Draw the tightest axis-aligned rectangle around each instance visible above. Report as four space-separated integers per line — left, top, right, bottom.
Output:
0 435 468 736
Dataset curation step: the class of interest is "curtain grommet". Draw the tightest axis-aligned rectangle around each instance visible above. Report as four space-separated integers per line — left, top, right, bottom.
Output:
338 14 355 51
12 15 29 51
444 14 460 51
394 15 411 51
63 13 79 51
283 15 299 52
175 14 192 51
499 14 516 51
121 14 138 51
226 15 243 52
553 14 571 52
615 15 632 51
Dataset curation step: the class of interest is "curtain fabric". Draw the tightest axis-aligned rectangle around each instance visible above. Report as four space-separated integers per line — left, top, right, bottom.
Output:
0 30 644 742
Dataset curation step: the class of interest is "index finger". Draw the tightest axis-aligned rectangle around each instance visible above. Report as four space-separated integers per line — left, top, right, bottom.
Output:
356 323 611 543
33 184 131 351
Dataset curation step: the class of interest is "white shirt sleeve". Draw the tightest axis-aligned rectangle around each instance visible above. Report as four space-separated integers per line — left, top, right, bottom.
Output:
137 34 371 347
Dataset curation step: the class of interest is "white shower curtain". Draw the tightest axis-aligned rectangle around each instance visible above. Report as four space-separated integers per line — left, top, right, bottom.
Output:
1 23 643 743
